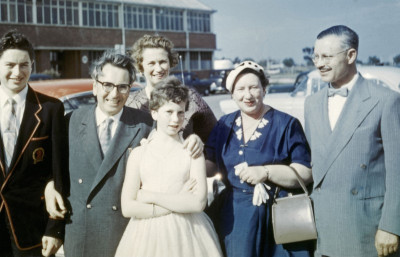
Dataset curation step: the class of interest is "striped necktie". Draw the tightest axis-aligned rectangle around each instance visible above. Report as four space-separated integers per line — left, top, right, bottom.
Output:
2 98 17 169
99 118 113 155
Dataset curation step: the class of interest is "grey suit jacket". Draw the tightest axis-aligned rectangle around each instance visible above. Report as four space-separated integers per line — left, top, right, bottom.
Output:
304 75 400 257
64 105 152 257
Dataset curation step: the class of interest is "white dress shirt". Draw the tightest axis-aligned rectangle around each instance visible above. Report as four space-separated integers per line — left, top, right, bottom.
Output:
328 73 359 130
95 107 123 141
0 86 28 139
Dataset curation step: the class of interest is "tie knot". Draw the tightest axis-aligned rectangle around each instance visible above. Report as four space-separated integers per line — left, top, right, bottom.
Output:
328 87 349 97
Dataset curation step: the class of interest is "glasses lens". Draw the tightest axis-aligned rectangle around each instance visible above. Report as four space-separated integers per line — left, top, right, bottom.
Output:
118 85 130 93
102 82 114 92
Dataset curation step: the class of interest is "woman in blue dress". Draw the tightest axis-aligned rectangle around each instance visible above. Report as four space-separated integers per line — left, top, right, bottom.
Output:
205 61 314 257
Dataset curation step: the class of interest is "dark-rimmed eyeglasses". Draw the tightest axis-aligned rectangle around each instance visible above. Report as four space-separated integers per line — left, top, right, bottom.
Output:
311 49 349 64
96 80 131 94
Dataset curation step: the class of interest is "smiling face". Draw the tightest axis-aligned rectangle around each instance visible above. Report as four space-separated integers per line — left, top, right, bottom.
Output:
93 63 130 116
232 72 265 118
151 100 186 136
313 35 357 88
141 48 170 88
0 49 32 96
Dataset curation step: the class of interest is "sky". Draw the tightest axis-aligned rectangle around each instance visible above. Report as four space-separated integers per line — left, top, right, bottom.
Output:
199 0 400 65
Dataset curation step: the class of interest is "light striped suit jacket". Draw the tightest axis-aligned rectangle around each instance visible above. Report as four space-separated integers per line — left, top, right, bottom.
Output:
304 75 400 257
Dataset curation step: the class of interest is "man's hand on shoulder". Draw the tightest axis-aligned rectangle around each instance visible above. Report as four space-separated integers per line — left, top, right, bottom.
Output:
42 236 62 256
375 229 399 257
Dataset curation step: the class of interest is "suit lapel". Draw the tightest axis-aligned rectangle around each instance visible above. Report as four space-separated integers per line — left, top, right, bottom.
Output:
3 87 41 179
81 105 103 171
316 76 378 185
89 108 141 193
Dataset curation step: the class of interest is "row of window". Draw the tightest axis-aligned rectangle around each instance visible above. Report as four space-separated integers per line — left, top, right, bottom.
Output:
0 0 211 33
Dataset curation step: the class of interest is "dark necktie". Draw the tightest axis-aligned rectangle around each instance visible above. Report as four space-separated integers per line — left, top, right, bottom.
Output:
328 87 349 97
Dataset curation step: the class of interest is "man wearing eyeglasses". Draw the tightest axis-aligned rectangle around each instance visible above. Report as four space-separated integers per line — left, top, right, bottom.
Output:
304 25 400 257
62 50 153 257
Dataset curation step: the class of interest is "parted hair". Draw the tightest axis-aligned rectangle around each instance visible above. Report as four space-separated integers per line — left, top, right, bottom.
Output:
90 49 136 84
0 30 34 61
149 76 189 111
131 34 179 73
317 25 359 51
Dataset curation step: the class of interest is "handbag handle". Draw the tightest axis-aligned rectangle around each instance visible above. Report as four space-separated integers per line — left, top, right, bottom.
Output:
273 166 309 200
288 166 309 195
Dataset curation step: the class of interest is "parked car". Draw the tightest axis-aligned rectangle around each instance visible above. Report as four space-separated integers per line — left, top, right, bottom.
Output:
220 66 400 126
30 78 142 114
171 72 211 96
208 69 232 94
29 73 53 81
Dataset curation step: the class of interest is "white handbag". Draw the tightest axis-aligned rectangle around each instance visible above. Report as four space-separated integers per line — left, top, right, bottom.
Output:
271 167 317 244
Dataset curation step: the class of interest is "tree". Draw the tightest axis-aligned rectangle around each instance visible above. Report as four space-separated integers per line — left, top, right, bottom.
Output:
393 54 400 66
283 58 295 68
233 57 241 64
302 47 314 66
367 56 381 66
258 59 268 67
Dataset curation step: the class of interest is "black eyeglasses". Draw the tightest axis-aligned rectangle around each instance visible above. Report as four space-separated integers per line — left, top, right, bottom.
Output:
96 80 131 94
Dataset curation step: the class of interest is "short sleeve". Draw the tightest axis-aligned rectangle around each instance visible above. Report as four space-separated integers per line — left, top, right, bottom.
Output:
286 118 311 168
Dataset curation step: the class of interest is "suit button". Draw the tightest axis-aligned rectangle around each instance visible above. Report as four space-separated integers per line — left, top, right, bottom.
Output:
238 150 243 155
351 189 358 195
360 164 367 169
78 179 83 184
112 206 118 211
86 204 92 209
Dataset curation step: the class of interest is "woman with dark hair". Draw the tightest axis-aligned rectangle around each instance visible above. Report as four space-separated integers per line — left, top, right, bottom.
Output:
205 61 314 257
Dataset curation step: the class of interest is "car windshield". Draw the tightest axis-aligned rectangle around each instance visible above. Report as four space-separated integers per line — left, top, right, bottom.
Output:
290 76 328 97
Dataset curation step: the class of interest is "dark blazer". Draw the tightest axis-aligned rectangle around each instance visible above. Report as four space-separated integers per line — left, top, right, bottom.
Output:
0 86 68 250
64 105 152 257
304 75 400 257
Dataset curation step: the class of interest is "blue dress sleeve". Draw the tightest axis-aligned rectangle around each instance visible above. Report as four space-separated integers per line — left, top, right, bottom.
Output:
286 118 311 168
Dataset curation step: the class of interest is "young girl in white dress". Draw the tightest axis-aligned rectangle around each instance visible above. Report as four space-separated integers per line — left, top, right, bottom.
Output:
115 77 223 257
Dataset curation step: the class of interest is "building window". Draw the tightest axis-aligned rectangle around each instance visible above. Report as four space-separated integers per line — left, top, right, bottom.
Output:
36 0 78 26
187 11 210 33
200 52 212 70
0 0 33 23
155 8 183 31
82 2 118 28
190 52 199 70
124 5 152 30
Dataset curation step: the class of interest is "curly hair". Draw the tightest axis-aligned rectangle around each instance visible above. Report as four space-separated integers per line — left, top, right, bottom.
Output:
149 76 189 111
90 49 136 84
131 34 179 73
0 30 34 61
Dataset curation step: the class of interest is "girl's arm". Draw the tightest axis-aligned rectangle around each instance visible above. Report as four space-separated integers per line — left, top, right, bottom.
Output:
121 147 171 219
138 154 208 214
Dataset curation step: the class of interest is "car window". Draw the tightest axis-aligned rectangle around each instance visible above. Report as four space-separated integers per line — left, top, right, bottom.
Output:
310 78 328 95
68 94 97 109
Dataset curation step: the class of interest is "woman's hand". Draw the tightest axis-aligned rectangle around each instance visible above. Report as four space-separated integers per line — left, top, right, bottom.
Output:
183 134 204 158
44 180 67 219
238 166 268 185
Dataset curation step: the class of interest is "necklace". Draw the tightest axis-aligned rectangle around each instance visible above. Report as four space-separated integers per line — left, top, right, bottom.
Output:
241 105 268 143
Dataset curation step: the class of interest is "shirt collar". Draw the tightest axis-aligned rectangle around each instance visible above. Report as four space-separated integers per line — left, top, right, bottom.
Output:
95 106 124 127
329 72 359 92
0 85 28 107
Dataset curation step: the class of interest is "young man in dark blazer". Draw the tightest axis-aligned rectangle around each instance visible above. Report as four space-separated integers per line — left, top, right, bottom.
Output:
0 31 68 256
